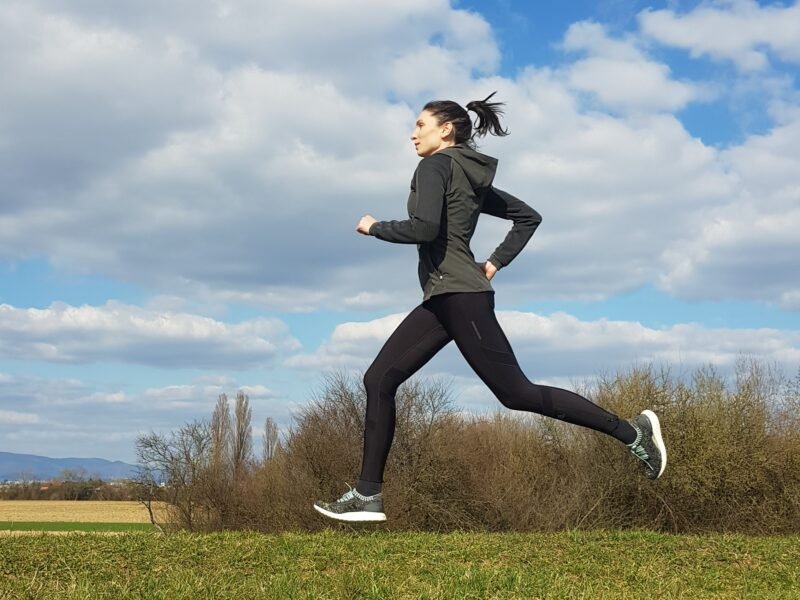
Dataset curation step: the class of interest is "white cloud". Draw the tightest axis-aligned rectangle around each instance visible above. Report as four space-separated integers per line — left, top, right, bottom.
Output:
0 410 40 424
0 301 301 367
658 115 800 306
461 71 736 304
0 0 798 313
561 21 712 112
284 312 409 370
566 56 701 112
780 290 800 312
0 372 286 460
82 392 128 405
287 308 800 381
639 0 800 71
141 381 275 409
13 0 800 466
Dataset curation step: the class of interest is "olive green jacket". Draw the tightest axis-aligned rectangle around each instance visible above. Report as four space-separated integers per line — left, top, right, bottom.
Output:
369 143 542 302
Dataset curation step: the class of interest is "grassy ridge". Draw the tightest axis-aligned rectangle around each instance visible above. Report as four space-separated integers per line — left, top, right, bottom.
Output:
0 521 156 532
0 529 798 599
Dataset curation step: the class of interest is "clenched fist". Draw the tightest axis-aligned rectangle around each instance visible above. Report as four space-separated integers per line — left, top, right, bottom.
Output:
483 260 498 280
357 215 378 235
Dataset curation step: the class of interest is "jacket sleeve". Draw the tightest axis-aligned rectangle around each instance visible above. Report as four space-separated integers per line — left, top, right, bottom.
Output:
481 185 542 270
368 154 450 244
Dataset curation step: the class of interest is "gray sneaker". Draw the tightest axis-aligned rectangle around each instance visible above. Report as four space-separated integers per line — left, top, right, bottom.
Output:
626 409 667 480
313 483 386 522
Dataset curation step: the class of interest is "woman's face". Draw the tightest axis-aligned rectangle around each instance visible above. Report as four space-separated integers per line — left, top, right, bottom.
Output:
411 110 453 157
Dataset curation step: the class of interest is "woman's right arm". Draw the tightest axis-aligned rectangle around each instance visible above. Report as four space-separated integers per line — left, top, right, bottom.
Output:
481 186 542 270
368 155 450 244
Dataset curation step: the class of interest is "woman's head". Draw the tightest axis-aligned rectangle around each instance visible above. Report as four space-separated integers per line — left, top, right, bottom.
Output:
411 91 509 157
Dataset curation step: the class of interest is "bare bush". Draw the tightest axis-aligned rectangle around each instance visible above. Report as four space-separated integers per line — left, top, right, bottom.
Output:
133 392 258 533
137 359 800 534
134 419 212 532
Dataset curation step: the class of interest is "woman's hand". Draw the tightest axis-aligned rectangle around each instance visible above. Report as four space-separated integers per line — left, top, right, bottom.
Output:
483 260 498 281
357 215 378 235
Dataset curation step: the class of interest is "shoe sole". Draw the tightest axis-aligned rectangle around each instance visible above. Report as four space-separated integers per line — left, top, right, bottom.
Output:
641 409 667 479
313 503 387 522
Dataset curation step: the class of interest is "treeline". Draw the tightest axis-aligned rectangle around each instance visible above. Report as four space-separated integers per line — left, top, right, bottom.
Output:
135 358 800 534
0 477 139 501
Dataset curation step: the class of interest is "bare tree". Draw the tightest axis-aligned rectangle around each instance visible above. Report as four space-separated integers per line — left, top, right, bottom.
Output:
134 419 212 531
232 391 252 481
262 416 280 462
211 393 232 475
132 467 165 535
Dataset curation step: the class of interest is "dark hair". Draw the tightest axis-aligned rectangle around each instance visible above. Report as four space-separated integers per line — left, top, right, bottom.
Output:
422 91 509 150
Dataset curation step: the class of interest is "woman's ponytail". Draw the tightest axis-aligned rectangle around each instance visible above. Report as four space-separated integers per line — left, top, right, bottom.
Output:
466 91 509 142
422 91 509 150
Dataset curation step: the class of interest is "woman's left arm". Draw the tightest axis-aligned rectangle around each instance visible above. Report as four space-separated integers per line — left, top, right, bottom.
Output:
365 154 450 244
481 185 542 270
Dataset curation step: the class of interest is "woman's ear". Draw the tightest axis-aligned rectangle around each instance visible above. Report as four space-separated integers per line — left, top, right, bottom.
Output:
441 122 453 140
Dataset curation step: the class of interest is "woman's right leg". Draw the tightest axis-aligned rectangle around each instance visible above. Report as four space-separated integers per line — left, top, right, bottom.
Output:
358 301 452 494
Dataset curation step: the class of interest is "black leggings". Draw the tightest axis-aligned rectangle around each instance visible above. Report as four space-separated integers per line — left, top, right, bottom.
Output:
359 290 636 484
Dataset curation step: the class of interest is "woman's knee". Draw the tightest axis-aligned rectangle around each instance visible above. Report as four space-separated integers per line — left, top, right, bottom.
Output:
364 365 409 397
495 392 530 412
493 381 553 416
363 367 377 393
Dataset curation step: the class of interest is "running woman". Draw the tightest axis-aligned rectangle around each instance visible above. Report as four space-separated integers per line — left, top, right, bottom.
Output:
313 92 667 523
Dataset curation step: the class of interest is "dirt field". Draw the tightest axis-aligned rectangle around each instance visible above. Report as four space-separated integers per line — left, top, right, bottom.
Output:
0 500 168 523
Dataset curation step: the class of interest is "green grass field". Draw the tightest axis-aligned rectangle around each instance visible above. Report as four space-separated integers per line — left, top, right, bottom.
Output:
1 529 798 599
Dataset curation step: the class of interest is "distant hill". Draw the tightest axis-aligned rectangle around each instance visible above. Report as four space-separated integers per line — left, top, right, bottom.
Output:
0 451 138 482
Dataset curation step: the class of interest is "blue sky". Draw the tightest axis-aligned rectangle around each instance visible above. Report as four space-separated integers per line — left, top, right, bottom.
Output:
2 0 799 464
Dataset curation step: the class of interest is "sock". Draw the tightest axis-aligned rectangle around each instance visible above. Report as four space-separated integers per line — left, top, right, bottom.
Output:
356 479 382 496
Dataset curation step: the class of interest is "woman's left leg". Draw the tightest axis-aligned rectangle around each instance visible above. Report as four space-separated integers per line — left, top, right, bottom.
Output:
427 291 637 443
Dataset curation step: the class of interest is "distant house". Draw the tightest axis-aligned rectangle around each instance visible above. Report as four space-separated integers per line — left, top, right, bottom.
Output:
39 480 64 491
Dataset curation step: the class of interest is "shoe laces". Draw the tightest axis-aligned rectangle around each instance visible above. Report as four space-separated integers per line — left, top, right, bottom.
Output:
628 440 656 474
338 482 379 502
629 443 649 461
337 482 357 502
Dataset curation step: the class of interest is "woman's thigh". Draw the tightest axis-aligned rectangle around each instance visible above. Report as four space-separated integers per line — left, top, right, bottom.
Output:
428 291 530 395
365 301 453 384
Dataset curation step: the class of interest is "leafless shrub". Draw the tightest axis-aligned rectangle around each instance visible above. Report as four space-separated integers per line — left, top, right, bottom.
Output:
138 359 800 534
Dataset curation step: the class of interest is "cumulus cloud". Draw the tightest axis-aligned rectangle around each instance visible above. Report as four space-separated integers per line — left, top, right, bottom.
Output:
0 371 285 460
0 0 798 313
562 21 712 112
0 0 731 315
286 308 800 381
639 0 800 71
285 312 409 371
0 410 40 424
140 380 276 410
3 0 800 468
658 115 800 307
0 301 301 367
0 0 499 312
19 0 495 96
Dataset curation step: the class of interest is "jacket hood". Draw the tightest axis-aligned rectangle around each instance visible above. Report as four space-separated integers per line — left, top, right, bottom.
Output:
436 143 498 191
